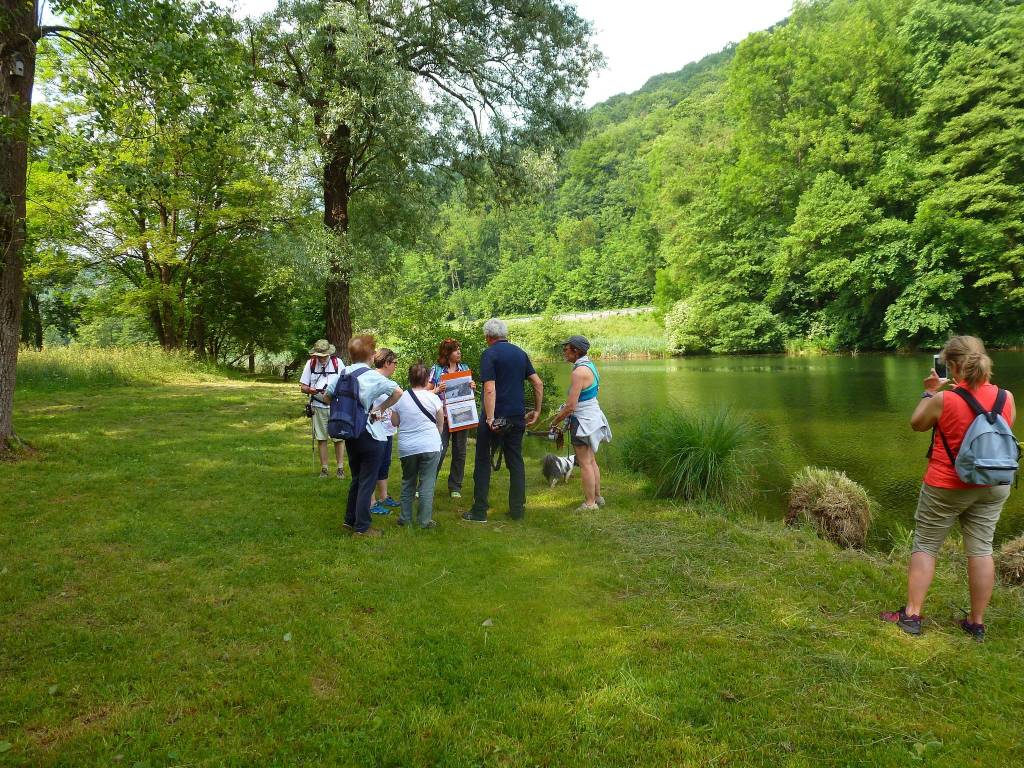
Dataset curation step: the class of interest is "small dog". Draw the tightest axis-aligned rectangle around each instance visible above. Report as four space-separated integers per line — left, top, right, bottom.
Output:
541 453 576 488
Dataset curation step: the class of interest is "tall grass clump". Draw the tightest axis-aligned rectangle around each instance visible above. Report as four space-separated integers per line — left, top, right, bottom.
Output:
995 535 1024 586
16 345 224 390
786 467 872 549
622 408 763 505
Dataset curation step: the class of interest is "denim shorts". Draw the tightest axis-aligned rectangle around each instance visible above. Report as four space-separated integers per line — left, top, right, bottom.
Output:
912 482 1011 557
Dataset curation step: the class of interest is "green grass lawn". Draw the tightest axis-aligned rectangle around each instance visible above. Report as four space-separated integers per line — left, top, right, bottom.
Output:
2 376 1023 766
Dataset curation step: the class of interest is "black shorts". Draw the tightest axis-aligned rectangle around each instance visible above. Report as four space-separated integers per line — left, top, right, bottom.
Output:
568 417 587 447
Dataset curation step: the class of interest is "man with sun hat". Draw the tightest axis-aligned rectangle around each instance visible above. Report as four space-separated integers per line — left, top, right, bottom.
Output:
299 339 346 478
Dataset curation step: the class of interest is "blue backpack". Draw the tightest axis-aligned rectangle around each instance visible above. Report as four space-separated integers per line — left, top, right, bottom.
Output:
934 388 1020 486
327 367 370 440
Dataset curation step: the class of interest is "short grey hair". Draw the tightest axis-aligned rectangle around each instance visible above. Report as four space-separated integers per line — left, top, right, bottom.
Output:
482 318 508 340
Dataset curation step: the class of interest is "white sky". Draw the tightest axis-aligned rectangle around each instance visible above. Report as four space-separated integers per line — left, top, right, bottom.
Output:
217 0 794 106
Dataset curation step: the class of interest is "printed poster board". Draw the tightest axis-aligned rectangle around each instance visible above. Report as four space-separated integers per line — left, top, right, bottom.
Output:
441 370 477 432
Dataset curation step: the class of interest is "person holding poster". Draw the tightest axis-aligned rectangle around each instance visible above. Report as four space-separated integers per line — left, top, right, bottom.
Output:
427 339 476 498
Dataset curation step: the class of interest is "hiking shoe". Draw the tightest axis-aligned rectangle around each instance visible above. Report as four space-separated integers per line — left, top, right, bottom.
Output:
396 518 408 527
420 520 438 530
382 496 400 508
370 503 391 516
574 502 599 512
461 512 487 523
342 522 354 533
879 607 922 636
596 495 606 507
336 467 345 480
354 528 382 538
958 618 985 643
450 491 462 499
319 466 330 479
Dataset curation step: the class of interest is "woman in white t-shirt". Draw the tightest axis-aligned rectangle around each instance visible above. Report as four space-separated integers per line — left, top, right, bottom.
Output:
370 349 400 515
391 362 444 529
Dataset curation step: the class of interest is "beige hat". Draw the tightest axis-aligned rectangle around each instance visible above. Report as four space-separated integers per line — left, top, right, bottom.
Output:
309 339 336 357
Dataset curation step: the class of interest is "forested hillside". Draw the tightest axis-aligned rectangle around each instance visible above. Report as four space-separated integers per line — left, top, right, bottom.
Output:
17 0 1024 358
421 0 1024 352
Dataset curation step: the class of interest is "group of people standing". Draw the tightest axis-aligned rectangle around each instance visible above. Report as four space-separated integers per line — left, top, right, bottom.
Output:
298 318 612 538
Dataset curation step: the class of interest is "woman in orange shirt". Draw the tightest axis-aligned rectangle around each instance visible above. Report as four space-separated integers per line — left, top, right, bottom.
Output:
881 336 1016 641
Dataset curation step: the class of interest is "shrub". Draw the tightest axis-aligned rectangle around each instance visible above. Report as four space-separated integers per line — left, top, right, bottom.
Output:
513 311 572 360
665 292 783 355
622 408 762 505
786 467 872 549
995 535 1024 586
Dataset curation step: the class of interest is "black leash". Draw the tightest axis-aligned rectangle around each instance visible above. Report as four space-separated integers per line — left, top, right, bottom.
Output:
490 438 504 471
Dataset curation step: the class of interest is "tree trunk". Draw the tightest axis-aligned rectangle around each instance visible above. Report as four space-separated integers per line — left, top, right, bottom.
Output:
20 292 42 349
0 0 38 451
188 313 207 358
323 124 353 356
248 344 255 374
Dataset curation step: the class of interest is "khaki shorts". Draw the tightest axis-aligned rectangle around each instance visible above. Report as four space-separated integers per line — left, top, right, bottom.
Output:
311 407 342 442
912 482 1011 557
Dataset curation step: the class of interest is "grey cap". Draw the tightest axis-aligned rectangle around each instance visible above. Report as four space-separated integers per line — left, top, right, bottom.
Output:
561 335 590 353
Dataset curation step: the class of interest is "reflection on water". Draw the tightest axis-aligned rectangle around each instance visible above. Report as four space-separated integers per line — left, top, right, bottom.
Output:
539 353 1024 548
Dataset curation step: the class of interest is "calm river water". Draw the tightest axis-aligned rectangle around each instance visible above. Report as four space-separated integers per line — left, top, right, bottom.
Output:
542 353 1024 548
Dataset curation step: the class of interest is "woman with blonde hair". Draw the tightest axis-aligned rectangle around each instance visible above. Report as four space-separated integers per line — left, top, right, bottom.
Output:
881 336 1017 641
369 348 400 515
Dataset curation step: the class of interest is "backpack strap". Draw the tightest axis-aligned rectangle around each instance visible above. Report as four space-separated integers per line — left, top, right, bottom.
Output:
339 366 370 400
991 389 1008 425
950 386 986 418
935 426 957 466
951 386 1007 425
311 356 341 377
407 388 438 424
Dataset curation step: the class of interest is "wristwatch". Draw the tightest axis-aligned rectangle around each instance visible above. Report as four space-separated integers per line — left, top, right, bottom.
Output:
921 392 934 399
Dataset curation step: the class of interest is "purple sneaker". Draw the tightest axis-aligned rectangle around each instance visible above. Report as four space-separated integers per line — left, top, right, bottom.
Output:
958 618 985 643
880 607 922 636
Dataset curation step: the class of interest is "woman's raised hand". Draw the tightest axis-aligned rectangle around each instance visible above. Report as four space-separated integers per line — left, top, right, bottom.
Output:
924 369 948 393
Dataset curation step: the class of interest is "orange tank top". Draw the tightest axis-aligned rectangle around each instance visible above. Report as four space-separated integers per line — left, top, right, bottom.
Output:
924 382 1015 489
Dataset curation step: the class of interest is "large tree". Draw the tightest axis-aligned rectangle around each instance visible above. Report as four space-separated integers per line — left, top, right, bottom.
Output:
47 1 289 353
251 0 600 352
1 0 61 449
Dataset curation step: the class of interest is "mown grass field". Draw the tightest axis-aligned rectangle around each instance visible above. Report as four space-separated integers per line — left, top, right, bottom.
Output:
2 363 1023 766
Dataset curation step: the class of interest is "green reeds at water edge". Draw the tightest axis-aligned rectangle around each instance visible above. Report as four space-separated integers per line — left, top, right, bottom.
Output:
622 408 764 505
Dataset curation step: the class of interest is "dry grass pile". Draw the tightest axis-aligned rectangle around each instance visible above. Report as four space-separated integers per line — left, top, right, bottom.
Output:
786 466 872 549
995 535 1024 586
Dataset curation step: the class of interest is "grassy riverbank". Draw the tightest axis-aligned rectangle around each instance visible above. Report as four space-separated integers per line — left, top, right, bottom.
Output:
512 312 669 360
2 368 1023 766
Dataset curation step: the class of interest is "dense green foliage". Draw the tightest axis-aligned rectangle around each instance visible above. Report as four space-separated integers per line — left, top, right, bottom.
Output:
19 0 1024 360
19 0 597 369
424 0 1024 350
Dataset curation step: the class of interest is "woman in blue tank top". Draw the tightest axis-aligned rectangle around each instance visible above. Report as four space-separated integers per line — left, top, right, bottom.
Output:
550 335 612 512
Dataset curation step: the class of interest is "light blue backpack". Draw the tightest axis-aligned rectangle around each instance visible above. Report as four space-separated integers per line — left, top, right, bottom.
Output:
935 388 1021 486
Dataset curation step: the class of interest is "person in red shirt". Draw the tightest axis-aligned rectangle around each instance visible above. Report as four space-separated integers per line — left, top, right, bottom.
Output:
881 336 1016 641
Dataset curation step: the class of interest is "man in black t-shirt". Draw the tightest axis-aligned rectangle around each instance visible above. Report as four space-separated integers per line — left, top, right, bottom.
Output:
463 318 543 522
